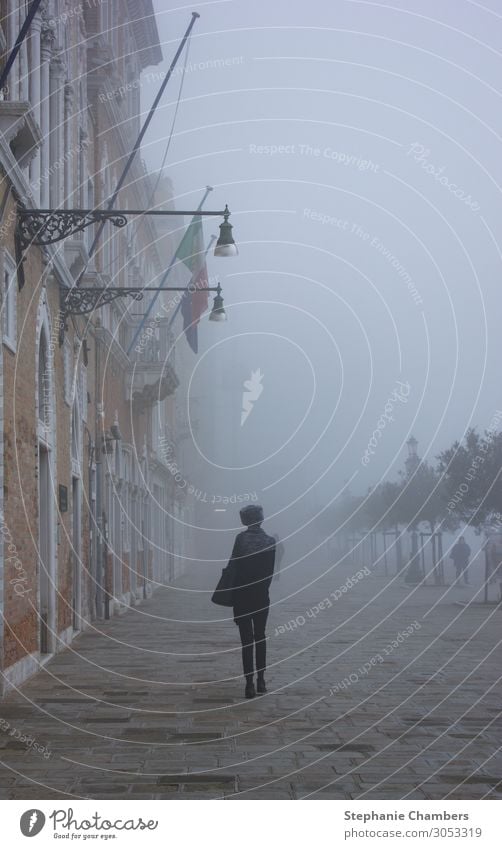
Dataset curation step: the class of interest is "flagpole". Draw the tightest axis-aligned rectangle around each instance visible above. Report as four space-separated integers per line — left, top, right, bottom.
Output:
81 11 200 275
126 186 213 355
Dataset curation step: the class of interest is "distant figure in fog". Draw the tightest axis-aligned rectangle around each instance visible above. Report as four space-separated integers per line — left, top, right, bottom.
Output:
272 533 284 580
229 505 275 699
450 536 471 585
485 538 502 600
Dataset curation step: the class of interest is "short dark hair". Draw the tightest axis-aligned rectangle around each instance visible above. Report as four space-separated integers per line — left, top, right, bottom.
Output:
239 504 264 526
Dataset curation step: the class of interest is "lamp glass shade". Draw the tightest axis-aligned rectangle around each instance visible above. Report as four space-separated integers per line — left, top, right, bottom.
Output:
209 309 227 322
214 242 238 257
214 218 238 257
209 293 227 321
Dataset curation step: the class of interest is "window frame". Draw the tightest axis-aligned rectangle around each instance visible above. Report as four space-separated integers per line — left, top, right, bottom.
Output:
2 249 17 353
63 337 73 406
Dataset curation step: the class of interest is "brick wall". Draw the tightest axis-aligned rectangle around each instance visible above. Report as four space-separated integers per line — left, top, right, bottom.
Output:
1 192 86 667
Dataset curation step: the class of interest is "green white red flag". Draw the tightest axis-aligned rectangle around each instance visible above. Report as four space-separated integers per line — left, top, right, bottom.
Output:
176 214 209 353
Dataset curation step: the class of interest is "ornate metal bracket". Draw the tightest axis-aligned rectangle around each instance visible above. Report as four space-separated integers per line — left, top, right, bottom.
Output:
58 285 145 345
17 209 128 249
61 286 144 319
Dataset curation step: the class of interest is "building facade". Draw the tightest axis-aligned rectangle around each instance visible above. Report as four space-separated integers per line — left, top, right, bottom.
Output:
0 0 190 695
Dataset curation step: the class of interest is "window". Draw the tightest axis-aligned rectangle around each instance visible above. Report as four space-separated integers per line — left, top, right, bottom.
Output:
110 303 119 336
86 178 95 252
76 127 86 209
71 403 79 463
38 329 50 427
119 322 128 352
102 0 112 41
114 437 122 478
63 338 73 406
79 364 87 424
122 450 130 552
2 250 16 352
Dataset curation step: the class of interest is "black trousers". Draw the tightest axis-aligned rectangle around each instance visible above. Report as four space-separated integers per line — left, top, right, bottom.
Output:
455 563 469 584
235 609 269 678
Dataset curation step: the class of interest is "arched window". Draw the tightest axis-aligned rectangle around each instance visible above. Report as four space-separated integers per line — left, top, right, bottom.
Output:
71 402 78 464
38 329 50 428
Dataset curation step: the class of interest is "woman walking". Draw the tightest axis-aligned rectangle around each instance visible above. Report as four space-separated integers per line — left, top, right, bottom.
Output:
229 505 275 698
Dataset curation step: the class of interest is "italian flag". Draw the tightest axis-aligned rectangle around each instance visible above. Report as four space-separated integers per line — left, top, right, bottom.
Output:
176 214 209 354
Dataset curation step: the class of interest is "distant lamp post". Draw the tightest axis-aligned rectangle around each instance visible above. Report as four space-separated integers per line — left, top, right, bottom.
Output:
209 283 227 321
101 431 115 455
110 413 122 441
103 413 123 453
404 434 423 585
405 528 422 585
214 206 238 257
405 434 420 477
407 435 418 458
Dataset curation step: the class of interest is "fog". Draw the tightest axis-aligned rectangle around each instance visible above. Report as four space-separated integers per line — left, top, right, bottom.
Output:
144 0 501 581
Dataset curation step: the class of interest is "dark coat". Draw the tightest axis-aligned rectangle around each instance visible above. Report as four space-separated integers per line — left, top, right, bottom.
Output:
230 526 275 617
451 541 471 567
273 534 285 565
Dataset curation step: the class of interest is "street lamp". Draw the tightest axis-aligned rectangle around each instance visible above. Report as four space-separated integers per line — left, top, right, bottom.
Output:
16 205 237 253
214 205 238 257
110 413 122 441
101 431 115 455
403 435 423 585
209 283 227 322
406 435 418 459
405 434 420 477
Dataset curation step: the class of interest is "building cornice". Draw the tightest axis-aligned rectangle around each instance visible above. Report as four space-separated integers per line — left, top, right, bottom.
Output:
126 0 163 70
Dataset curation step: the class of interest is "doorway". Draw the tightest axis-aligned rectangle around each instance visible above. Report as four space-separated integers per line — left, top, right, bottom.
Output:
72 476 81 630
38 444 51 654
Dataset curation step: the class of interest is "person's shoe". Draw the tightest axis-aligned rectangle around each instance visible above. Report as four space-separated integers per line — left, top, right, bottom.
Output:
245 678 256 699
256 676 267 694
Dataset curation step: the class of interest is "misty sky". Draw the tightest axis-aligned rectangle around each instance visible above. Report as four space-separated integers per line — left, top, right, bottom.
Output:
141 0 502 543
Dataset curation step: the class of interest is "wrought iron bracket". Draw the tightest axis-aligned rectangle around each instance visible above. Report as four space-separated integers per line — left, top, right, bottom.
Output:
60 285 144 318
17 209 129 249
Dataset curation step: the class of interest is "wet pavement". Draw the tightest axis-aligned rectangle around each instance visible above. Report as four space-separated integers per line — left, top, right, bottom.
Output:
1 557 501 799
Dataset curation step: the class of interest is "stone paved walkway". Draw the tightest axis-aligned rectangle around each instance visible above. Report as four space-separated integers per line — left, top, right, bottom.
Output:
1 556 502 799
